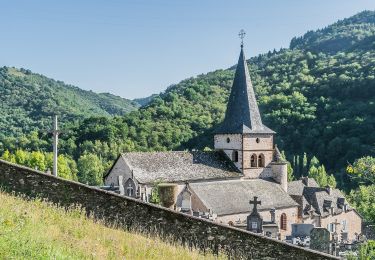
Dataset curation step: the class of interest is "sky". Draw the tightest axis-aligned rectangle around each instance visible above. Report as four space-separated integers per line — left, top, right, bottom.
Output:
1 1 375 99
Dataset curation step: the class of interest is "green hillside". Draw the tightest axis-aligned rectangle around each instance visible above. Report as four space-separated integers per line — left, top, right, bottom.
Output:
290 10 375 53
0 67 139 138
0 191 217 259
61 11 375 185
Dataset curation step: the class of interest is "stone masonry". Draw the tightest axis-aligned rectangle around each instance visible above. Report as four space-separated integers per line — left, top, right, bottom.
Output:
0 159 336 259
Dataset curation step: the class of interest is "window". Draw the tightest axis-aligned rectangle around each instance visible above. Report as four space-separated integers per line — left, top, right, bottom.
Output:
226 137 230 143
251 154 257 167
252 222 258 229
327 223 335 233
258 154 265 167
232 150 239 162
256 138 260 143
280 213 287 230
342 220 347 232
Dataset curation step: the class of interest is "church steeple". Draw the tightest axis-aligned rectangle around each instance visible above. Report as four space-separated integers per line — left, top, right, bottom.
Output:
215 42 274 134
214 32 278 179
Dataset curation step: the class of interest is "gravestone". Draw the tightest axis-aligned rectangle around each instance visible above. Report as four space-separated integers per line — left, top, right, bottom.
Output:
310 227 330 254
247 196 263 233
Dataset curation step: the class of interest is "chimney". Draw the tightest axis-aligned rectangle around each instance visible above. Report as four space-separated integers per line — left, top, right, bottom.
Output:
301 177 309 186
326 185 332 195
270 208 276 223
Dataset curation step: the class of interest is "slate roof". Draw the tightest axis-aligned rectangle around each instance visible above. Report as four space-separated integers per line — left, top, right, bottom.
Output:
115 151 241 184
189 179 298 216
214 45 275 134
288 178 319 196
303 187 347 217
288 178 352 218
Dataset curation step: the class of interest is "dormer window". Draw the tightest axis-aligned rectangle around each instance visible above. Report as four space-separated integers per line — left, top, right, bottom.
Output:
226 137 230 143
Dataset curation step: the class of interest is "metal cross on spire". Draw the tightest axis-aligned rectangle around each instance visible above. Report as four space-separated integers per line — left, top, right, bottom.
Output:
239 29 246 47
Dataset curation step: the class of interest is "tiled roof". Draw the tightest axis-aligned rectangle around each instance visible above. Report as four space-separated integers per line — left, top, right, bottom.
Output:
288 178 319 196
214 46 275 134
189 179 298 216
288 178 349 217
119 151 241 184
303 187 346 217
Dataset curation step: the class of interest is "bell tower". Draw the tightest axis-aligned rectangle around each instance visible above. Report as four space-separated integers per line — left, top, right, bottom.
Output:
214 31 275 179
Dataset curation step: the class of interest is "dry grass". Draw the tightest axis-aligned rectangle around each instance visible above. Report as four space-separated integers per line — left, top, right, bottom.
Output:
0 191 220 259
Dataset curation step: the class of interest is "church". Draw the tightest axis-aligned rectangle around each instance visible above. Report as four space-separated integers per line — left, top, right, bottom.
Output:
104 40 362 241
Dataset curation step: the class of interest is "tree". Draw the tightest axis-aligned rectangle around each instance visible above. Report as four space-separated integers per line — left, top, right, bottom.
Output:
310 156 320 168
29 151 46 171
347 156 375 185
348 185 375 223
1 150 14 162
149 181 161 204
14 150 28 165
308 158 336 188
281 151 294 182
77 153 104 186
302 152 308 176
57 155 78 181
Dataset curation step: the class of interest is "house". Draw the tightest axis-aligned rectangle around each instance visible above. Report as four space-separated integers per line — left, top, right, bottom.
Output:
288 177 362 242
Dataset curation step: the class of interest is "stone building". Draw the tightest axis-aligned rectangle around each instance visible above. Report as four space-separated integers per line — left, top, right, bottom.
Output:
104 42 362 241
288 177 362 242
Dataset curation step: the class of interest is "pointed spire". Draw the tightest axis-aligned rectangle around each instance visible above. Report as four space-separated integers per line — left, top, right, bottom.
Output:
215 43 274 134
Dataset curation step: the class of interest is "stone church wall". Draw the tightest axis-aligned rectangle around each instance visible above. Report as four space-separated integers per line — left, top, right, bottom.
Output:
0 159 335 259
104 156 132 186
216 206 299 239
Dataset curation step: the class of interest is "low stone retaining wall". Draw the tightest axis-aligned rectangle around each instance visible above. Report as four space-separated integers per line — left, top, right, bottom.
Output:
0 159 336 259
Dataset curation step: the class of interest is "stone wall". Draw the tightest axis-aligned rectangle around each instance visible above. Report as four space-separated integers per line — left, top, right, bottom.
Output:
0 159 336 259
216 206 299 239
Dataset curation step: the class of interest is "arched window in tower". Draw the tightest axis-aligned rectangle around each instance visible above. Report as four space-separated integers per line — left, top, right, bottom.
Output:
232 150 239 162
280 213 287 230
251 154 257 167
258 153 265 167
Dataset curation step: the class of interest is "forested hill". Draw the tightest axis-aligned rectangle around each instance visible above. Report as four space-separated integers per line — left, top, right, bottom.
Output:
290 10 375 53
0 67 139 137
62 10 375 185
1 11 375 190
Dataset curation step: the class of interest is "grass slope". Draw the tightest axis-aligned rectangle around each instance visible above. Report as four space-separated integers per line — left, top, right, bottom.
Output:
0 191 218 259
